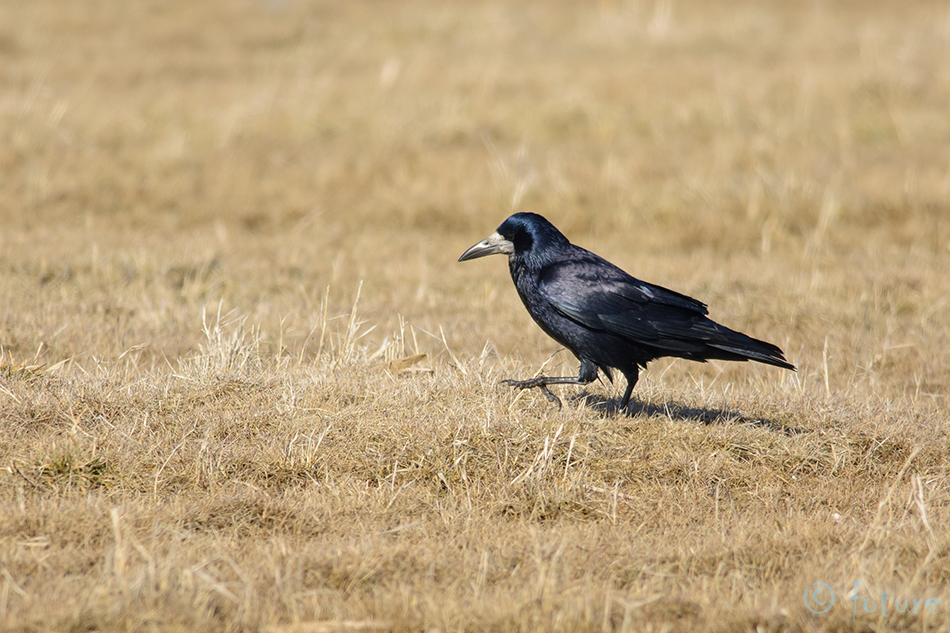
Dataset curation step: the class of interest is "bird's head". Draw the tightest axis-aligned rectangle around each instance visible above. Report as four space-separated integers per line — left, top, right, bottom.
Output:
458 212 569 263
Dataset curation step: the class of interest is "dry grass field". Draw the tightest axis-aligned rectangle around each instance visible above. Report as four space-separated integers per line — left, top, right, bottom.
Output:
2 0 950 631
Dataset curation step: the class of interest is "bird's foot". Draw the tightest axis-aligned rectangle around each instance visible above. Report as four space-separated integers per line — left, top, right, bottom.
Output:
500 378 563 408
500 377 548 389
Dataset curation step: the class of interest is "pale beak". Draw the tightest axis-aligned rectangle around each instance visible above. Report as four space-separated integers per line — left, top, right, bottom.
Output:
458 232 514 262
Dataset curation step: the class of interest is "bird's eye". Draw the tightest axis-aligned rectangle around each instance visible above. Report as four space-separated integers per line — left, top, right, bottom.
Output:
512 230 533 252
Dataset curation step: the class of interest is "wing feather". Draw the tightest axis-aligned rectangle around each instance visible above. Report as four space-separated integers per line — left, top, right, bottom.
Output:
538 252 709 351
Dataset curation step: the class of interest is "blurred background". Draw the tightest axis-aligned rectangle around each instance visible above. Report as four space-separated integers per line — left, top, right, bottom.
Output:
1 0 948 401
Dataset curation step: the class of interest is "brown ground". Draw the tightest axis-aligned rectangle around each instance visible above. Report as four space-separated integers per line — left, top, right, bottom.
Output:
1 0 949 631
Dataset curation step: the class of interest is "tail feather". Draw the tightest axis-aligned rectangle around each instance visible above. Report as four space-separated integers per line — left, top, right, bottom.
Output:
706 328 796 371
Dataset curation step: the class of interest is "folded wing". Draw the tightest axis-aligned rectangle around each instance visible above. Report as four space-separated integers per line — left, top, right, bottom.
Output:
538 251 792 369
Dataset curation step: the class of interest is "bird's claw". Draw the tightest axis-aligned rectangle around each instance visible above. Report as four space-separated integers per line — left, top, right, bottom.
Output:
539 385 563 408
500 377 534 388
500 378 563 408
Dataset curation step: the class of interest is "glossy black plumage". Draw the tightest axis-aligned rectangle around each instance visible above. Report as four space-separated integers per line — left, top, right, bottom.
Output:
458 212 795 412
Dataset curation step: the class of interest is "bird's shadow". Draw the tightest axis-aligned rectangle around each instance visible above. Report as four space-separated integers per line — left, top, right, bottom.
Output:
569 391 806 436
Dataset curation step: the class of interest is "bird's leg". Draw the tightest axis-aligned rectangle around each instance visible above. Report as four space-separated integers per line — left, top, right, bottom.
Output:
500 377 567 406
500 376 582 408
618 367 640 414
501 360 598 408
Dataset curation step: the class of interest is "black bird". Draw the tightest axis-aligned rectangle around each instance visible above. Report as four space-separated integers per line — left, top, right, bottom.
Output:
458 212 795 413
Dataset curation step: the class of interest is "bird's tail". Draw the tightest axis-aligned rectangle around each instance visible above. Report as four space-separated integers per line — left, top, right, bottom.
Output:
705 325 796 371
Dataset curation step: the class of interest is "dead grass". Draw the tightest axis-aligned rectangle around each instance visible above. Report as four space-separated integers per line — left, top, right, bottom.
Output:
2 0 950 631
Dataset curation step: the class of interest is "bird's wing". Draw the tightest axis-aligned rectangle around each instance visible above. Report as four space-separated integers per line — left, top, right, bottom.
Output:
538 254 709 351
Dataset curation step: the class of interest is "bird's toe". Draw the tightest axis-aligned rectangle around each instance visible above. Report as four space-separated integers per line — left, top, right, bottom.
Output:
538 385 562 408
500 377 541 389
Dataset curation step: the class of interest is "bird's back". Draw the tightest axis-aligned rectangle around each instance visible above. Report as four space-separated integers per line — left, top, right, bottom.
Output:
511 241 792 373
